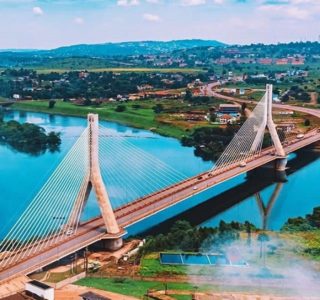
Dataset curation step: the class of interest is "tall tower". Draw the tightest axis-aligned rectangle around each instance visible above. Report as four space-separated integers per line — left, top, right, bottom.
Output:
87 114 123 249
250 84 287 171
265 84 286 157
265 85 287 171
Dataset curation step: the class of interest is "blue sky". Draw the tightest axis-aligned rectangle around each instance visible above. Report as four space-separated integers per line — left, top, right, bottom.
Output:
0 0 319 49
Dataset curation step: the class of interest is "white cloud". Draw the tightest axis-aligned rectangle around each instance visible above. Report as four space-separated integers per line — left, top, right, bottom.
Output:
117 0 140 6
258 3 310 20
74 17 84 24
180 0 206 6
143 13 161 21
286 6 310 19
32 6 43 16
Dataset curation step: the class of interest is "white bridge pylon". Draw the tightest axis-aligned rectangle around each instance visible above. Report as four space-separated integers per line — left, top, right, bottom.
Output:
251 84 286 157
87 114 122 236
211 84 287 173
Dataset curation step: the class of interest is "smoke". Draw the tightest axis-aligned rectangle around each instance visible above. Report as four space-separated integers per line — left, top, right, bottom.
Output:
187 232 320 297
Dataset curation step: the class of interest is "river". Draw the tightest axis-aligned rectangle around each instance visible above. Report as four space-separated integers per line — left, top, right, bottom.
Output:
1 110 320 238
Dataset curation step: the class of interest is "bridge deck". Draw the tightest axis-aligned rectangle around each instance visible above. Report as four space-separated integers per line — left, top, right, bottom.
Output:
0 129 319 282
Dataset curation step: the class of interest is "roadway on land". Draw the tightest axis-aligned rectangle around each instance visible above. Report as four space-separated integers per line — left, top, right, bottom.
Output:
0 91 320 282
205 82 320 118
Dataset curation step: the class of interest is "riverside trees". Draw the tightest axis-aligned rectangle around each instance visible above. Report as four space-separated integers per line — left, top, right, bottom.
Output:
0 120 61 155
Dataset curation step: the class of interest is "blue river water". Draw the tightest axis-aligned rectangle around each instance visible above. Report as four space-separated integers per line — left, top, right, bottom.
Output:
1 110 320 238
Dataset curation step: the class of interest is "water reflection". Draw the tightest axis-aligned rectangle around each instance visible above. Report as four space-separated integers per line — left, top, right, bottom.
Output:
255 182 283 230
142 149 320 235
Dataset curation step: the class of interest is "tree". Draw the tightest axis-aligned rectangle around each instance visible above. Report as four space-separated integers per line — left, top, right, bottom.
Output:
132 104 141 110
184 89 192 101
48 100 56 109
304 119 311 126
115 105 126 112
209 113 217 122
152 104 164 114
282 94 289 102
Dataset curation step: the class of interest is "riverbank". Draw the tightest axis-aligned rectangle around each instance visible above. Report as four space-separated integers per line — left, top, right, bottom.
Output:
12 100 189 139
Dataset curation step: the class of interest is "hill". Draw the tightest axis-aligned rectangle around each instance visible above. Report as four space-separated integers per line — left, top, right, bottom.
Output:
47 39 225 57
0 39 225 67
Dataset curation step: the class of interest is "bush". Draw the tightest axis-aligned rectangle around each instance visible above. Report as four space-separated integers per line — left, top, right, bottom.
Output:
48 100 56 109
115 105 126 112
304 119 311 126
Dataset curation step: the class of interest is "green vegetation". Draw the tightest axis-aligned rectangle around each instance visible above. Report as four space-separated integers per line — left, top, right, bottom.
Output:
282 207 320 232
140 253 188 277
181 127 238 161
171 295 192 300
139 220 253 255
76 278 197 299
140 253 224 277
0 68 205 100
12 100 188 139
75 275 311 298
0 118 61 155
281 207 320 261
35 67 204 74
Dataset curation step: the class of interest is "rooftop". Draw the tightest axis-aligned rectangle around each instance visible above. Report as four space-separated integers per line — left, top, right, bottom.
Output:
27 280 52 290
219 104 241 108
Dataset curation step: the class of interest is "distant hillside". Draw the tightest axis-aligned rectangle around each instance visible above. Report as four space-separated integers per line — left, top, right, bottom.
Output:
0 40 224 57
41 39 226 57
0 39 225 67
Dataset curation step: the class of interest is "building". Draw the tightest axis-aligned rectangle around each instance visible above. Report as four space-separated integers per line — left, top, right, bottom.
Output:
258 58 273 65
25 281 54 300
217 114 238 124
276 58 289 65
277 123 296 133
218 104 241 114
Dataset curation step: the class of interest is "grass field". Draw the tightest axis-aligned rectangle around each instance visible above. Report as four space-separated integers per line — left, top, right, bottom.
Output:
140 253 188 277
75 276 313 298
76 278 197 298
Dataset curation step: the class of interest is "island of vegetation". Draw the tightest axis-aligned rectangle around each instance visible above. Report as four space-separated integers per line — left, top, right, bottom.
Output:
0 118 61 155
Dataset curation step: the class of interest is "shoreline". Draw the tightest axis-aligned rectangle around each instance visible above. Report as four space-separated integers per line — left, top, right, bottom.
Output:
12 101 187 140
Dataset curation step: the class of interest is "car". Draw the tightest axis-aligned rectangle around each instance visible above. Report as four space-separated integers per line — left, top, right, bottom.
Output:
208 173 213 177
296 134 304 139
65 229 74 236
197 176 203 180
193 186 198 190
239 161 246 167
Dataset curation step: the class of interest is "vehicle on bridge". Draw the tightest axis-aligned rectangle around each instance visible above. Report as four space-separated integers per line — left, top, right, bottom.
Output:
239 161 247 167
296 134 305 139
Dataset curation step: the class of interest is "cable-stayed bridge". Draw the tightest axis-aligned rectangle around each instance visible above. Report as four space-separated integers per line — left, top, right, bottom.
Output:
1 84 320 282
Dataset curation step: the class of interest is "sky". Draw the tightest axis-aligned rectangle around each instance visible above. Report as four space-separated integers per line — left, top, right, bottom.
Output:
0 0 319 49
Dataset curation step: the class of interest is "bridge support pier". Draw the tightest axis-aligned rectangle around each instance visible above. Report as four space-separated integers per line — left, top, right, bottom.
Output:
275 157 287 172
274 157 288 182
100 238 123 251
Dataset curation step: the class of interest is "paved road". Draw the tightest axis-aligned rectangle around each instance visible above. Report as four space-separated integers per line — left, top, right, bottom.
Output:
205 82 320 118
0 89 319 283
